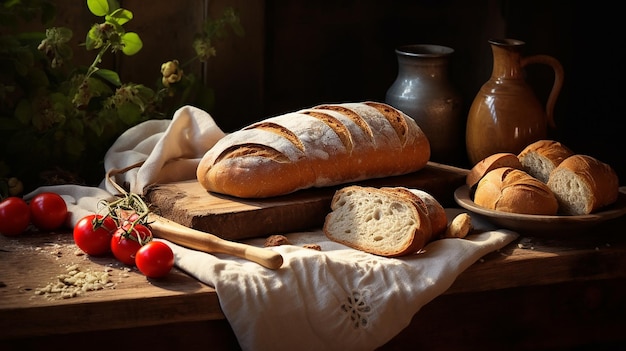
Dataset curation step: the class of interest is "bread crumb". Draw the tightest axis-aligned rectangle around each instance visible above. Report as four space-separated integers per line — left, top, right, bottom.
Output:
34 264 116 300
517 238 534 250
264 234 291 247
303 244 321 251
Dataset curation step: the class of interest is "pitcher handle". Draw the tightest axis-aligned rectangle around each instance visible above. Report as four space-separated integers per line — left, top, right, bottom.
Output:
521 54 564 128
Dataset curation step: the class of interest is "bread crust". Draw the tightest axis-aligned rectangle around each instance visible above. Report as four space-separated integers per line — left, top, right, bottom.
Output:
518 139 574 183
197 102 431 198
383 187 447 240
466 152 523 189
474 167 559 215
547 154 619 214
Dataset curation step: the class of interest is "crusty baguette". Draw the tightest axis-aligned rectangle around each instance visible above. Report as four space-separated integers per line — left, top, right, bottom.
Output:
547 154 619 215
518 139 574 183
466 152 523 189
474 167 559 215
323 185 432 257
197 102 431 198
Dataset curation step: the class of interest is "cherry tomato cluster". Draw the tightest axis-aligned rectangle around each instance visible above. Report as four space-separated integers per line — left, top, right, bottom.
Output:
72 193 174 279
0 192 68 236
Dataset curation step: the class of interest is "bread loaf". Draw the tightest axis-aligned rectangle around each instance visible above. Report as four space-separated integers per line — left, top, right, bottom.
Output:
323 185 433 257
474 167 559 215
466 152 523 189
196 102 431 198
518 140 574 183
547 154 619 215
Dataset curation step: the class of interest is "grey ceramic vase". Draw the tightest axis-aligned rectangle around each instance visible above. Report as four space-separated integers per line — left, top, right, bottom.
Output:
385 44 463 165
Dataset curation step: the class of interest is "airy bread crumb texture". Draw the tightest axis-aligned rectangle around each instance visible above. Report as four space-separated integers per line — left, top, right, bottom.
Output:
518 140 574 183
548 168 590 215
323 186 430 257
547 154 619 215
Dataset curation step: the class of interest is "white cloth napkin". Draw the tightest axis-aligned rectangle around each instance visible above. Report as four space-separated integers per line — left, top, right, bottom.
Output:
24 105 519 351
169 209 517 351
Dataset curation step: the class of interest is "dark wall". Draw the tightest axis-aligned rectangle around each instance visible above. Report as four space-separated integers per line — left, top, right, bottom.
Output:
506 1 624 184
262 0 501 117
253 0 624 181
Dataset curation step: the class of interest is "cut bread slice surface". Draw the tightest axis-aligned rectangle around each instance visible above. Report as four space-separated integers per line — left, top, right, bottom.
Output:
547 154 619 215
547 167 593 215
323 185 431 257
518 140 574 183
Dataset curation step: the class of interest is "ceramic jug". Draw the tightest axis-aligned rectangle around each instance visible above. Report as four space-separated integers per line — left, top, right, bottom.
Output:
385 44 463 164
465 38 564 165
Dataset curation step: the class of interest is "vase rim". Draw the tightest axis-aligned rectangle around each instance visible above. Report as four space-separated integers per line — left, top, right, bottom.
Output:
488 38 526 47
396 44 454 57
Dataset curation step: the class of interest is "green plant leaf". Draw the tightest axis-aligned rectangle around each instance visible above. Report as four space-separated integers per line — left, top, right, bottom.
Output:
66 116 85 136
87 0 109 17
116 102 142 125
3 0 21 9
95 69 121 86
121 32 142 55
85 24 103 50
106 8 133 26
15 31 47 43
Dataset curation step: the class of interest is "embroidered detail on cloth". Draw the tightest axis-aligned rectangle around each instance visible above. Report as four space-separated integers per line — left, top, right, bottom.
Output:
341 290 372 328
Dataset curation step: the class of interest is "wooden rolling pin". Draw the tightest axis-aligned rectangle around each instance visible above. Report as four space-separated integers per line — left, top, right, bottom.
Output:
105 164 283 270
148 214 284 270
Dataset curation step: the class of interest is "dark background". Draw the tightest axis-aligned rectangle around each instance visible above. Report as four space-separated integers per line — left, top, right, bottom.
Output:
42 0 626 183
241 0 623 182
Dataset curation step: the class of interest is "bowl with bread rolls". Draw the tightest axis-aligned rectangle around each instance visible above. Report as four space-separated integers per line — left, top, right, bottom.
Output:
455 140 626 235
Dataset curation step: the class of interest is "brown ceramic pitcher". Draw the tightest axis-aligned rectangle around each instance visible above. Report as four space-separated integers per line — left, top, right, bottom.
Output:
465 38 564 165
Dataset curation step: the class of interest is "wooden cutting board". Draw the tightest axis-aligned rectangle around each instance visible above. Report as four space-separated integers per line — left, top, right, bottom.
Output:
144 162 469 240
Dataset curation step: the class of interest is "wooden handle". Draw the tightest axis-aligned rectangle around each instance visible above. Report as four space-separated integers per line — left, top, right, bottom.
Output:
148 214 284 270
521 54 564 128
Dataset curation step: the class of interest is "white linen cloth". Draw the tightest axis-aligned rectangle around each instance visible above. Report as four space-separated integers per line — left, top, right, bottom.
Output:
25 105 518 351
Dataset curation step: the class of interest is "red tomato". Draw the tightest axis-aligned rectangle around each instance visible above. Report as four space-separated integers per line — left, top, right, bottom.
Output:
29 192 68 231
135 241 174 278
73 214 117 256
111 224 152 266
0 197 31 236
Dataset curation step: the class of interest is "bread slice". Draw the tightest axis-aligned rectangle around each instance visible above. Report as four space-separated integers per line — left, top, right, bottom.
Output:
382 187 448 239
518 140 574 183
323 185 432 257
466 152 523 189
474 167 559 215
547 154 619 215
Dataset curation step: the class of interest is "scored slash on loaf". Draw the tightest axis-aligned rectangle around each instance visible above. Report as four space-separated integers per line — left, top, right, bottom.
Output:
196 102 431 198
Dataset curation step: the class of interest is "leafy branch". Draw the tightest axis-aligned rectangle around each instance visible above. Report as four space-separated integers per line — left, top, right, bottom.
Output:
0 0 243 199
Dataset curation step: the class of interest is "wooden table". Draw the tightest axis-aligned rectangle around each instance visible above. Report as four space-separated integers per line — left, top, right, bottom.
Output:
2 189 626 350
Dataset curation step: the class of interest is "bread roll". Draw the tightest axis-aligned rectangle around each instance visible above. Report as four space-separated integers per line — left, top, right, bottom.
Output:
547 154 619 215
466 152 523 189
197 102 431 198
323 186 433 257
518 140 574 183
474 167 559 215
